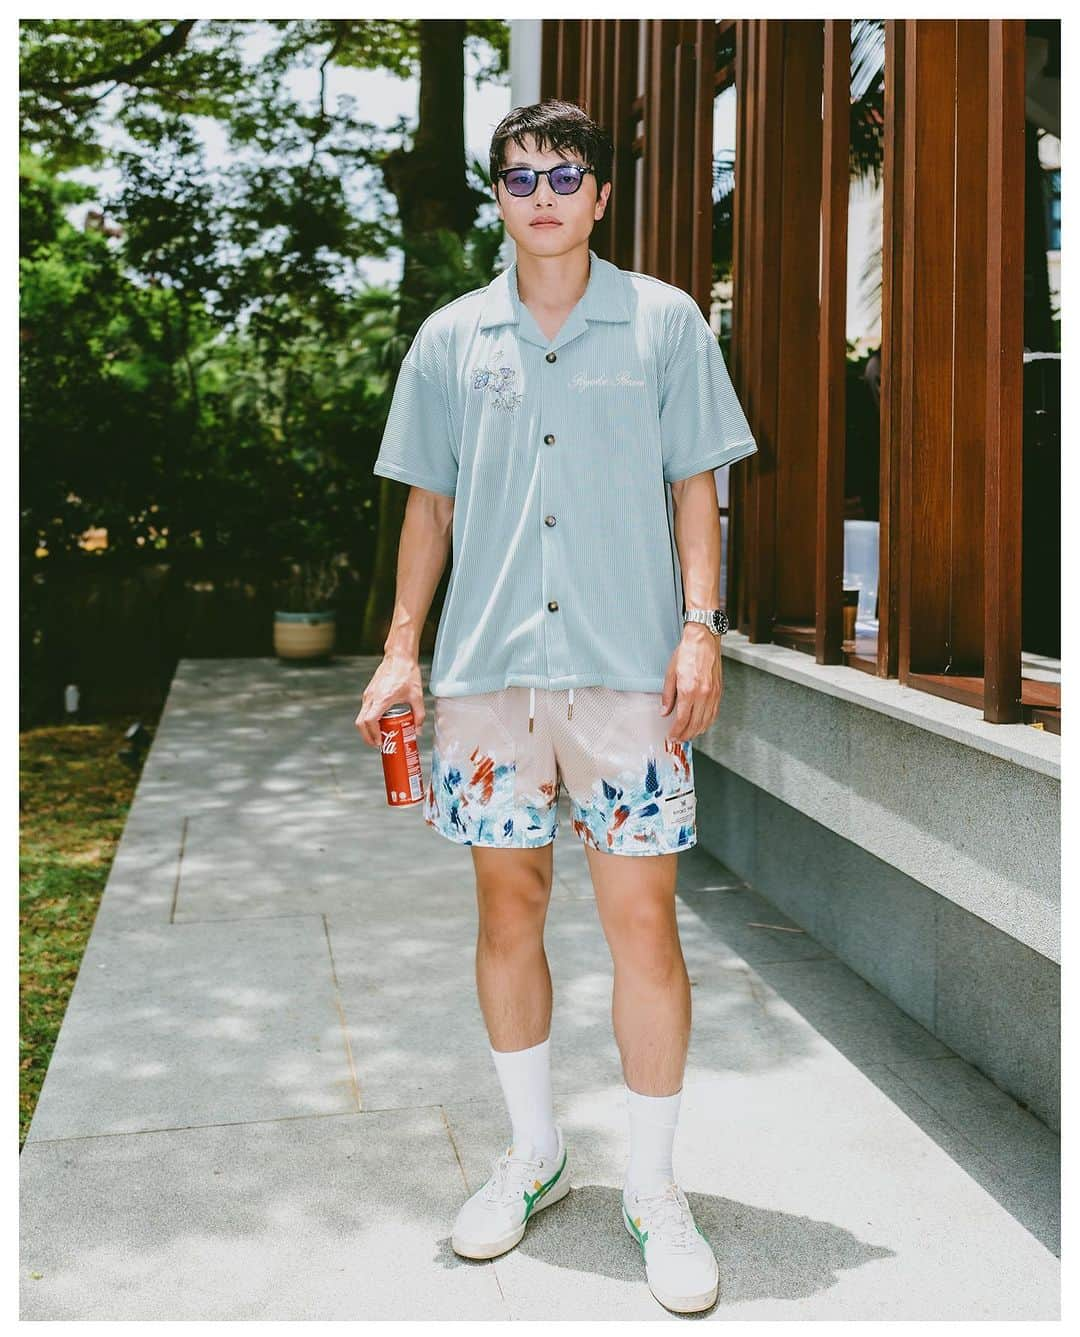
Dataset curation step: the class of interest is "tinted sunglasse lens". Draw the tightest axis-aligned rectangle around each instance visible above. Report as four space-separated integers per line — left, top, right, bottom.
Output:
502 165 587 196
549 166 583 192
504 170 537 195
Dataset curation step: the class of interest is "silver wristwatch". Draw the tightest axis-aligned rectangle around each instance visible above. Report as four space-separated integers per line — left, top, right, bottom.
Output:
683 607 730 636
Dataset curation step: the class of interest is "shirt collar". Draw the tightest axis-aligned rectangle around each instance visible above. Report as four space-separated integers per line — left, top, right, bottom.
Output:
478 247 631 350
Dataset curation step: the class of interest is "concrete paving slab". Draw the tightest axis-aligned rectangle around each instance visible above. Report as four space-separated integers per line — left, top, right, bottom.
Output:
172 809 469 923
88 813 185 931
23 916 360 1143
859 1061 1059 1256
20 1106 509 1320
443 1067 1059 1320
748 956 954 1064
19 657 1058 1321
882 1053 1060 1194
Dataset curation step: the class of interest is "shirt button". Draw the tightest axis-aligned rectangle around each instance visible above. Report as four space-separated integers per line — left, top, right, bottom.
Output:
547 600 559 612
543 433 555 445
544 515 556 527
545 351 557 363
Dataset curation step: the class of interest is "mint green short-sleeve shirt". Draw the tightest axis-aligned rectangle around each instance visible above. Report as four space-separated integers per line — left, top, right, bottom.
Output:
373 248 758 697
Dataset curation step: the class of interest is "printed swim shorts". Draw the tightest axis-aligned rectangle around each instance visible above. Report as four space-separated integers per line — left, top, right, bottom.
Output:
423 685 697 856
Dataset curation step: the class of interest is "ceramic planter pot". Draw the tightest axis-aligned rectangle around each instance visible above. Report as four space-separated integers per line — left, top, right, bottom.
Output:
273 609 336 661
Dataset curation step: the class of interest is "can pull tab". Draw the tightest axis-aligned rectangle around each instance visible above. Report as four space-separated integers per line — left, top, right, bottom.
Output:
567 687 574 721
529 686 535 733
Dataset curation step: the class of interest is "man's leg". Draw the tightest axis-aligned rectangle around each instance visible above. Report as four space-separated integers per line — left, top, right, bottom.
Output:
472 843 555 1050
585 845 690 1196
472 843 559 1159
585 846 689 1094
450 842 569 1258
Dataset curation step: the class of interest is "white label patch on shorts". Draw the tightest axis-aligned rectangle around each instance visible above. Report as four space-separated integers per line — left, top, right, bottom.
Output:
662 788 696 830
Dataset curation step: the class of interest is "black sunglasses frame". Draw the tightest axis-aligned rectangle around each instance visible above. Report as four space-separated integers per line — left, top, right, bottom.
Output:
494 164 597 197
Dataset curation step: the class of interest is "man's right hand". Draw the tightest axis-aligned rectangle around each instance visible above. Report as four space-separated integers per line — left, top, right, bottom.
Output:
355 653 427 747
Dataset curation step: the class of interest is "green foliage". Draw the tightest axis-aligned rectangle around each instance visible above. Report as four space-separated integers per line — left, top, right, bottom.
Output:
19 18 508 570
273 555 351 613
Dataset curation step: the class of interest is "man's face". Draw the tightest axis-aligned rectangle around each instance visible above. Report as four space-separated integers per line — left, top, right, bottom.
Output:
494 133 610 259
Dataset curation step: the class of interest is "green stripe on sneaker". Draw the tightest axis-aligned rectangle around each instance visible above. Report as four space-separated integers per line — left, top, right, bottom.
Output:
624 1204 649 1250
522 1149 566 1219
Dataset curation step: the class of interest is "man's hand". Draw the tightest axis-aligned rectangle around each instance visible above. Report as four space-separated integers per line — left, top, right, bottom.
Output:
355 652 426 747
660 624 723 743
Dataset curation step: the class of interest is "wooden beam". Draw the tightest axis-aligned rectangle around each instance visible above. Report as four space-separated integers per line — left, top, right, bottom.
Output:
816 21 850 663
984 19 1026 721
692 20 717 311
671 35 697 292
609 20 640 268
878 21 905 678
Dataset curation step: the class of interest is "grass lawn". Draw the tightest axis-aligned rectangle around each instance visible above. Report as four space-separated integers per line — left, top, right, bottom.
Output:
19 708 161 1148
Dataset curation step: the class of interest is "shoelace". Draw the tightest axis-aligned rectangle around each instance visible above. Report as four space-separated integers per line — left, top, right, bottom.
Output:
631 1183 697 1252
481 1147 544 1204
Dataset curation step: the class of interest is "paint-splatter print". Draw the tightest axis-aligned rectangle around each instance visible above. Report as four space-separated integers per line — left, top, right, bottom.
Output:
421 686 696 856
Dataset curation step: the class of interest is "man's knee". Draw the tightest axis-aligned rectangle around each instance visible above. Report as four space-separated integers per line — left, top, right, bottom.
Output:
473 845 553 946
601 878 682 973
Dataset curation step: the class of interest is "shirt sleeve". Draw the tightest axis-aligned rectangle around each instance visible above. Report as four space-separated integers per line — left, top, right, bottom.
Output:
659 301 758 483
372 325 458 497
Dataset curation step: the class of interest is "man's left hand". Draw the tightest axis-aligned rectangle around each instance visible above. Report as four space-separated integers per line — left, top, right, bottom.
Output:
660 624 723 743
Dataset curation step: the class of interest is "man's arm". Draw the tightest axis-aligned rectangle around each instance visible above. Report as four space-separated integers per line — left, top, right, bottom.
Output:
355 485 453 745
383 486 454 658
661 470 723 742
670 471 722 647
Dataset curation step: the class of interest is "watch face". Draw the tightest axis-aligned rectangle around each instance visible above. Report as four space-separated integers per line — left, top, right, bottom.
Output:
711 609 729 634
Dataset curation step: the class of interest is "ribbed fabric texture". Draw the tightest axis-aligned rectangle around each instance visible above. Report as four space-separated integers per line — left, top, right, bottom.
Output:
489 1036 559 1161
373 248 758 698
625 1084 683 1197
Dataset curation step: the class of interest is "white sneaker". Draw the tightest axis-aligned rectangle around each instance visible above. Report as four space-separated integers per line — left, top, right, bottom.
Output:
451 1125 570 1259
622 1180 719 1313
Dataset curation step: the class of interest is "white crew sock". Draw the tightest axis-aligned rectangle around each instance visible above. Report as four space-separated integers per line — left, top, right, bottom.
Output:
624 1084 682 1198
489 1035 559 1161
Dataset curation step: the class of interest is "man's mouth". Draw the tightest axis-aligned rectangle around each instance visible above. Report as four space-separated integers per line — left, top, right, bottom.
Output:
531 219 562 227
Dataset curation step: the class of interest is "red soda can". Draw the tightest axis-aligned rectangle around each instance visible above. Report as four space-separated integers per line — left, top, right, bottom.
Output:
379 702 425 806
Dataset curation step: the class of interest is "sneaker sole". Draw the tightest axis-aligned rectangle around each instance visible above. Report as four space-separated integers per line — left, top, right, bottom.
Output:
622 1206 719 1313
451 1171 571 1260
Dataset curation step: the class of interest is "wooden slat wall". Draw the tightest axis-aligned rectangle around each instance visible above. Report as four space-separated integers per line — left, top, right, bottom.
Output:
540 23 559 102
984 20 1026 722
643 21 678 281
581 21 610 254
899 19 1020 712
816 21 850 664
732 21 754 631
900 22 955 680
608 20 639 269
952 22 990 675
775 22 823 636
692 21 717 309
554 21 581 105
536 17 1034 724
743 20 784 643
670 31 698 292
879 22 905 679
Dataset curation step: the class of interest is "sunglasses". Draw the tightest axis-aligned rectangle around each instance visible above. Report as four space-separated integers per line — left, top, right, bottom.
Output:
495 164 596 197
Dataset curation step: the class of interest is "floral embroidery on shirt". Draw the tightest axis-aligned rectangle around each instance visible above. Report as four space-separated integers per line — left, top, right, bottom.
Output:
472 351 522 413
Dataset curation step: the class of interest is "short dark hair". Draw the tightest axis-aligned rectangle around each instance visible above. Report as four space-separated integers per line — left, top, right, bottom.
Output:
489 100 614 197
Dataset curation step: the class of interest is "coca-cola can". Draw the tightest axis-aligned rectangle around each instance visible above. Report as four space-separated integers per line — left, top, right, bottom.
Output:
379 702 425 807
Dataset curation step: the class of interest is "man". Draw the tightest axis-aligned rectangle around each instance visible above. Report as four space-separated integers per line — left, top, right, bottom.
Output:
356 99 757 1315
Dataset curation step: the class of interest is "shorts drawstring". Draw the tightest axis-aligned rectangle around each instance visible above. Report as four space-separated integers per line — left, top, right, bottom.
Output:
527 685 572 730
